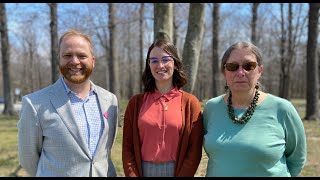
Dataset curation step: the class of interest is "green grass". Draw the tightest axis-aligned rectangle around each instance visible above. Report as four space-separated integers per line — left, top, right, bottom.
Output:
112 125 124 177
0 99 319 177
0 114 27 177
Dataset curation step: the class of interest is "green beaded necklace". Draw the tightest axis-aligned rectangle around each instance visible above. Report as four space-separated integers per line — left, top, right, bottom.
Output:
227 87 260 124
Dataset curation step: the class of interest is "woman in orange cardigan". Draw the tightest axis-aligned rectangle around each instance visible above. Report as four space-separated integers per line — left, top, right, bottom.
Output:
122 39 203 177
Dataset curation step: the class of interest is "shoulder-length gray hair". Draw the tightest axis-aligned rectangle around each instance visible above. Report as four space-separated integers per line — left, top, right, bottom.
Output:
220 41 262 73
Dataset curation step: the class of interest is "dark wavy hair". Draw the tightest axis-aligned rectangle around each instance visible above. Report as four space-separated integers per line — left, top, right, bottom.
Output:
142 39 187 92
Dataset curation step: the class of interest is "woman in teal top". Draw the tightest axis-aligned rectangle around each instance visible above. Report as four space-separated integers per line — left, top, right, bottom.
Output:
203 41 307 177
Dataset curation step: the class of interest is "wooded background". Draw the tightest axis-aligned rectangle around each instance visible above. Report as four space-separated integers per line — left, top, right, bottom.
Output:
0 3 319 120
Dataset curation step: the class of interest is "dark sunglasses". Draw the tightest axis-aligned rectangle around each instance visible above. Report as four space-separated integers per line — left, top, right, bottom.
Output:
224 62 257 71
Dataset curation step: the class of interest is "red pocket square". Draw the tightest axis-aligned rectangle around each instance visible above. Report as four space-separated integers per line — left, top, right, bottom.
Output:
104 112 108 119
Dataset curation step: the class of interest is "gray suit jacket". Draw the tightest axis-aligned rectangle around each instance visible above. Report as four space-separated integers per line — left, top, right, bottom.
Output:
17 77 118 177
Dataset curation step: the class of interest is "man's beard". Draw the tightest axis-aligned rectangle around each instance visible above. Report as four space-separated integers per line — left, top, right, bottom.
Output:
59 63 93 84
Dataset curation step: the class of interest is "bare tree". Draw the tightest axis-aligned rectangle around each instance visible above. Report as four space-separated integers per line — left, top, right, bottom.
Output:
284 3 293 100
279 4 306 100
173 4 178 46
171 3 189 54
279 3 293 99
108 3 120 99
196 47 207 101
0 3 314 103
16 14 41 96
139 3 144 93
279 3 286 98
23 30 38 93
182 3 206 93
49 3 59 83
86 4 110 90
251 3 259 44
154 3 173 42
126 23 134 99
305 3 320 120
0 3 15 115
212 3 221 97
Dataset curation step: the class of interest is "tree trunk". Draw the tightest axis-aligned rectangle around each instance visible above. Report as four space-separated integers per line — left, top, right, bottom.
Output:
139 3 144 93
283 3 293 100
49 3 59 84
173 4 178 46
29 40 35 93
251 3 259 45
182 3 206 93
279 3 286 98
0 3 15 115
197 48 205 101
305 3 320 120
127 23 133 99
212 3 220 97
154 3 173 42
108 3 120 100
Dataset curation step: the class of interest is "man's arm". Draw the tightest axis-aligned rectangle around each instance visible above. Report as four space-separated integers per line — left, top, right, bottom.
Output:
17 96 43 176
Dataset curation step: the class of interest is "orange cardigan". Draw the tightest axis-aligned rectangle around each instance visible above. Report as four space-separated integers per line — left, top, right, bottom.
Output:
122 91 203 177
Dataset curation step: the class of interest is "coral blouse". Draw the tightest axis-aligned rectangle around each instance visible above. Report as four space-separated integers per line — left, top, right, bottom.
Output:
138 88 182 162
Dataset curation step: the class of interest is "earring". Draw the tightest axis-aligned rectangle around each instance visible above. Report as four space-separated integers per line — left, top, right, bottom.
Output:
255 82 260 89
224 83 229 92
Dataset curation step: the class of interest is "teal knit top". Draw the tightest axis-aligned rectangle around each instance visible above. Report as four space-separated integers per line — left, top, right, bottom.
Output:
203 94 307 177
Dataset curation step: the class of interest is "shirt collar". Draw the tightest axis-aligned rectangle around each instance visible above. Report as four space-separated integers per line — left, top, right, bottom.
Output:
61 77 96 95
153 87 182 101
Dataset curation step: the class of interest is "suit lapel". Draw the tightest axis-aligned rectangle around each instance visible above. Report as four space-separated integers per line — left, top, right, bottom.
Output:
49 78 91 158
94 85 109 155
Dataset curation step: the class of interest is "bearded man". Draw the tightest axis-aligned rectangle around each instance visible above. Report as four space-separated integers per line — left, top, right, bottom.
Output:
17 29 118 177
